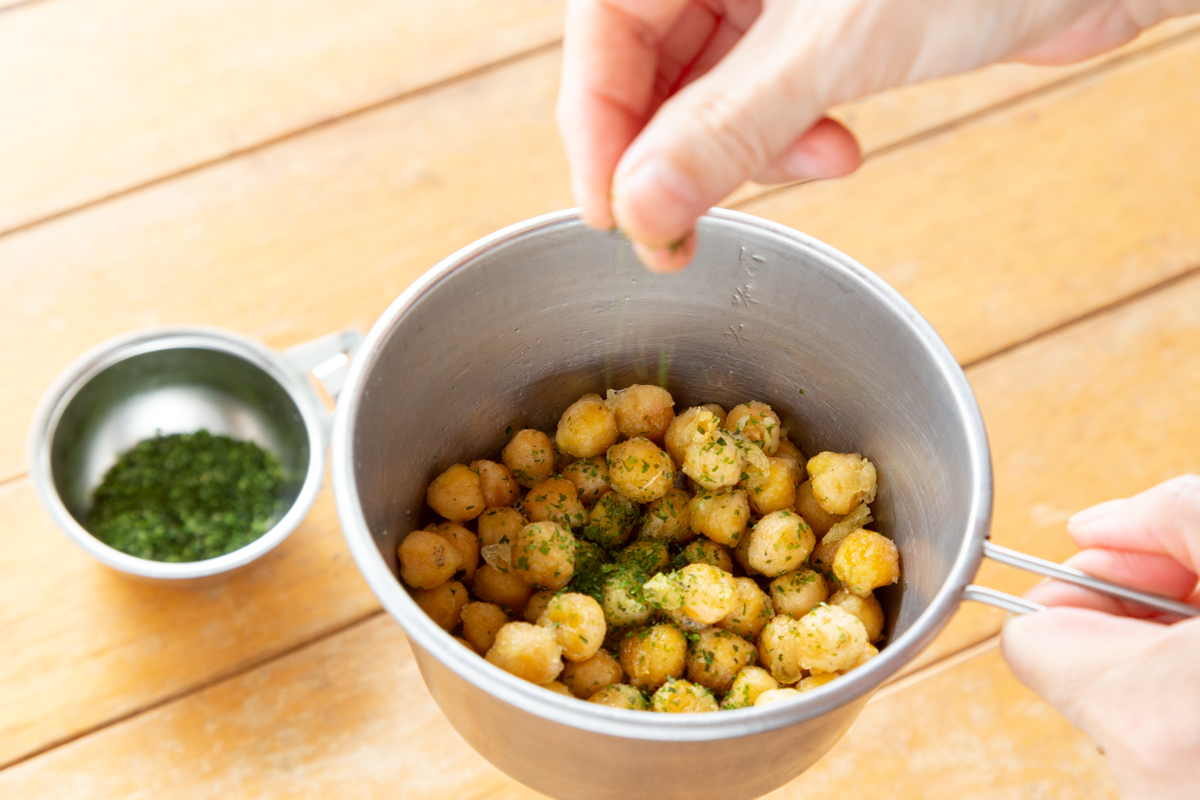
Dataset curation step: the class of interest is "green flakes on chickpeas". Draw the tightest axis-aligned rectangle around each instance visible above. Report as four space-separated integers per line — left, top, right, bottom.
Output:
398 385 899 714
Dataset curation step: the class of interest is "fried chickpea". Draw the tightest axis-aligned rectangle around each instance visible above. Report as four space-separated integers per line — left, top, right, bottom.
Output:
678 563 739 625
541 680 574 697
398 530 463 590
721 666 780 709
485 622 564 684
650 679 719 713
511 521 576 590
523 478 587 530
829 588 886 642
425 463 485 522
798 672 839 692
797 604 869 674
461 601 510 653
810 538 844 576
585 491 640 549
588 684 649 710
773 439 806 477
639 488 694 543
700 403 727 426
681 539 734 573
795 480 844 536
732 531 755 574
478 507 526 548
609 384 675 442
414 580 469 630
538 592 606 662
502 429 556 488
562 456 611 505
832 529 900 597
717 577 774 640
523 589 556 623
617 540 671 574
725 401 782 454
688 488 750 546
844 643 880 673
770 569 829 619
747 457 800 515
602 567 654 627
683 431 743 489
686 629 757 695
470 459 519 508
561 650 624 698
754 688 802 707
746 510 815 577
664 407 722 465
606 438 675 503
758 614 805 684
806 452 878 515
429 522 480 584
620 624 688 690
555 394 620 457
473 564 534 616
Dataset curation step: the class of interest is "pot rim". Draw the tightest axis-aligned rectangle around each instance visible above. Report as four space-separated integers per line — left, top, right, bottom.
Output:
331 208 992 741
27 325 330 580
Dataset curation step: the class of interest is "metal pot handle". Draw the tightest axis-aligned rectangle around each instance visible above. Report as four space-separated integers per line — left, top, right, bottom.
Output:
964 540 1199 617
283 329 363 401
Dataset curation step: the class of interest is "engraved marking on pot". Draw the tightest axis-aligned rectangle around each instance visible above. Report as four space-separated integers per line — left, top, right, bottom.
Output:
726 324 746 344
738 246 763 277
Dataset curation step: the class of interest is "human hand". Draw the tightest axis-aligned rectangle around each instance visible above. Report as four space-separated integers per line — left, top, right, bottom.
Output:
557 0 1199 272
1001 475 1200 799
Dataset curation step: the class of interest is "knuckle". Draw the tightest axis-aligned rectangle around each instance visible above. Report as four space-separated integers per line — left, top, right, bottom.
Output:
1160 474 1200 514
685 87 773 178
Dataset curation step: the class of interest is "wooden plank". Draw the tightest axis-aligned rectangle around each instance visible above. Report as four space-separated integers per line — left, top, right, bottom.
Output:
0 620 1115 798
0 479 380 768
0 0 565 233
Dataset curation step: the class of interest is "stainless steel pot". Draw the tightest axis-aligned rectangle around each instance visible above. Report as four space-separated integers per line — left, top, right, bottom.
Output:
330 209 1193 800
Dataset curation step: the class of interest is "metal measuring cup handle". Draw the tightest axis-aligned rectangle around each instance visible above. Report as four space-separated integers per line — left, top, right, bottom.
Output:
965 540 1200 618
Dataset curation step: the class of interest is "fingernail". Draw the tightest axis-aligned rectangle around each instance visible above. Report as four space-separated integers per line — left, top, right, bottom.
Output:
631 230 696 274
613 157 703 239
1069 498 1127 527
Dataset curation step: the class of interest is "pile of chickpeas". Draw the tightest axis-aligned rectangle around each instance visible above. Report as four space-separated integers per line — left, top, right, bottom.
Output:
397 385 900 713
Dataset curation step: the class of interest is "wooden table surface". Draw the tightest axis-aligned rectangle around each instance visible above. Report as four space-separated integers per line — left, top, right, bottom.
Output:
3 3 1199 797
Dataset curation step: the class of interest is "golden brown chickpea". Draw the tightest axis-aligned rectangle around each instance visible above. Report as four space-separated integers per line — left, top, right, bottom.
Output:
398 530 463 590
832 529 900 597
609 384 675 443
717 577 774 640
414 580 469 630
720 666 780 709
561 456 611 506
602 568 654 627
688 488 750 546
453 636 473 649
805 452 878 515
639 488 694 543
797 604 868 673
425 463 485 522
461 601 510 653
650 679 719 713
773 439 806 479
502 429 556 488
538 592 607 662
523 477 587 530
511 521 576 591
829 588 886 642
677 563 739 625
681 539 734 573
845 643 880 672
588 684 649 710
732 531 756 574
754 687 802 706
746 510 815 577
556 394 620 458
478 507 527 548
473 564 534 616
523 589 557 623
769 569 829 619
795 480 844 536
429 522 480 584
540 680 574 697
606 438 676 503
620 624 688 691
700 403 727 427
585 491 640 549
470 459 519 508
617 540 671 574
757 614 805 685
810 538 844 577
747 457 800 515
663 407 722 465
797 672 839 692
725 401 782 454
683 431 743 489
485 622 564 684
561 650 624 698
686 628 757 695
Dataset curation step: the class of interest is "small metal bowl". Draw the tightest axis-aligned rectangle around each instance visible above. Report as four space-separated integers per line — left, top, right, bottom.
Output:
28 326 359 584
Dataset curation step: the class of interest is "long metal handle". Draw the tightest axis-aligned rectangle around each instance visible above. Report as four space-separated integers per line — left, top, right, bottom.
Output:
964 540 1200 618
284 329 363 401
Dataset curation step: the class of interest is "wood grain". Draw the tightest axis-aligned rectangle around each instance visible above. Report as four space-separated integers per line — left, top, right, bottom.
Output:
0 0 564 233
0 619 1116 799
